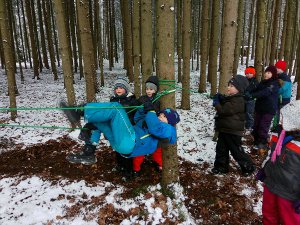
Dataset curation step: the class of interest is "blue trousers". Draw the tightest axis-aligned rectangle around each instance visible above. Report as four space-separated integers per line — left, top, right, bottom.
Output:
84 102 136 155
245 100 255 129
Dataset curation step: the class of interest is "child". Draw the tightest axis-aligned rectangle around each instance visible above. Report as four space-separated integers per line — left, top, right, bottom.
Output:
212 75 255 176
133 76 162 176
271 60 292 131
61 101 180 167
244 66 258 132
256 100 300 224
247 66 280 150
109 77 139 176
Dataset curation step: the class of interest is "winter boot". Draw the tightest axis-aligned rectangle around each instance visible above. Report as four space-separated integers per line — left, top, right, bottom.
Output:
66 144 97 165
241 163 256 177
211 167 228 175
60 101 83 127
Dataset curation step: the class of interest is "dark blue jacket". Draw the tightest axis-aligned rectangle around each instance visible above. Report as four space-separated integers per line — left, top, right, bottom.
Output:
251 78 280 115
245 77 259 93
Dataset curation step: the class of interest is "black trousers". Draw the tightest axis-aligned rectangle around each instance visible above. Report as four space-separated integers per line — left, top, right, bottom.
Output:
214 132 254 172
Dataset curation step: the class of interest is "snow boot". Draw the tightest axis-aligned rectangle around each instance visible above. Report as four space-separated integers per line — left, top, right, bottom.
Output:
60 100 83 127
66 144 97 165
211 167 228 175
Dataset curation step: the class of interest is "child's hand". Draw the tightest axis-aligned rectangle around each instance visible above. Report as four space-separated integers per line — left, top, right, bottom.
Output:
293 200 300 214
212 93 221 106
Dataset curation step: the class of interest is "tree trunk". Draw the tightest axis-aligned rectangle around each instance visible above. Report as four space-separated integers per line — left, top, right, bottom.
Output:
219 0 239 94
279 1 288 60
296 29 300 99
0 0 17 120
156 0 179 191
246 0 256 67
176 0 182 83
141 0 153 90
53 0 76 106
111 0 118 63
233 0 244 76
181 0 191 110
70 0 78 73
96 0 104 86
50 1 60 67
76 0 96 102
132 0 141 96
21 0 32 68
254 0 266 81
43 0 58 80
16 0 26 69
25 0 40 79
37 0 49 69
198 0 209 93
269 0 281 65
284 0 296 71
208 0 220 96
121 0 133 81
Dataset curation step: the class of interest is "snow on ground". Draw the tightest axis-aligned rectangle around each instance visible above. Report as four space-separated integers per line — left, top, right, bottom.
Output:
0 59 297 224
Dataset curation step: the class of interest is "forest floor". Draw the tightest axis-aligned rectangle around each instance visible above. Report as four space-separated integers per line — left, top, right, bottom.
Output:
0 134 264 224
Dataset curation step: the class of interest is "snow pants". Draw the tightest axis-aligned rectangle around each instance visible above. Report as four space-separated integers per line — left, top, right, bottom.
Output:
245 100 255 129
84 102 136 155
133 147 162 172
214 132 254 172
263 185 300 225
252 113 274 145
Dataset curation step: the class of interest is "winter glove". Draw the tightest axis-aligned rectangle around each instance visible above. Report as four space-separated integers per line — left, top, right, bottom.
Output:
212 93 221 107
293 200 300 214
255 168 266 182
244 91 253 100
144 101 155 112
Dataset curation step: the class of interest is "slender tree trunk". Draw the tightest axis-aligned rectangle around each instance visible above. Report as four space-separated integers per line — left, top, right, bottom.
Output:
50 1 60 67
0 30 4 68
16 0 26 68
198 0 209 93
156 0 178 191
0 0 17 119
279 1 288 60
141 0 153 89
176 0 182 83
21 0 32 68
269 0 281 65
43 0 58 80
37 0 49 69
251 10 257 60
233 0 244 76
70 0 78 73
284 0 296 70
132 0 141 96
76 0 97 102
53 0 76 106
208 0 220 96
111 0 118 63
254 0 266 81
195 1 201 71
240 1 246 65
25 0 40 79
122 0 133 81
219 0 239 94
96 0 104 86
181 0 191 109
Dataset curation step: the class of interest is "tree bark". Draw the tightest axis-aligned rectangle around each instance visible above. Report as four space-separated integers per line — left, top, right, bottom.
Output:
269 0 281 65
246 0 256 67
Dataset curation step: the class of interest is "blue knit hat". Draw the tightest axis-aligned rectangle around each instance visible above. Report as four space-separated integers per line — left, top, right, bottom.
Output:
159 108 180 125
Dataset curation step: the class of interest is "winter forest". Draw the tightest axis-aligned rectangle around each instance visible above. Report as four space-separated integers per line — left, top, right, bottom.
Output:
0 0 300 224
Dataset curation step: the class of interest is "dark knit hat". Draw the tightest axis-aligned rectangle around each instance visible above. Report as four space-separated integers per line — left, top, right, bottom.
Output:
275 60 287 72
159 108 180 125
265 65 278 79
228 75 249 93
145 76 159 92
114 77 131 93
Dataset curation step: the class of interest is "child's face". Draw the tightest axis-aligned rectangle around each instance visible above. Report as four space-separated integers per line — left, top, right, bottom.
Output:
158 113 168 124
245 73 254 79
146 87 156 97
264 71 272 80
115 87 126 96
277 68 283 74
227 83 239 95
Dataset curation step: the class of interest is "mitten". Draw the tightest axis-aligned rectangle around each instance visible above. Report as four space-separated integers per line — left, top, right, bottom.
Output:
293 200 300 214
212 94 221 107
144 101 155 112
255 168 266 182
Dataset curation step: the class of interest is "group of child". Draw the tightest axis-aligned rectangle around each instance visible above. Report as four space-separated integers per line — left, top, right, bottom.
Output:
62 75 179 180
61 60 299 223
211 60 299 223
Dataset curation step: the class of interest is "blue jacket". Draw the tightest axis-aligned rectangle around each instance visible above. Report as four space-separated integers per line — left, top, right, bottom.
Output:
129 110 177 157
251 78 280 115
278 72 292 106
84 102 177 157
